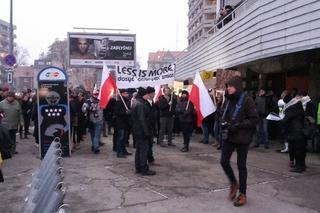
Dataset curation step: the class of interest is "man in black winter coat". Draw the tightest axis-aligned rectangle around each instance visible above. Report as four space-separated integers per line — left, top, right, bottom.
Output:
145 87 160 166
20 92 33 139
282 92 307 173
220 76 258 207
114 89 131 158
132 88 156 176
175 90 195 152
254 88 277 149
158 87 177 147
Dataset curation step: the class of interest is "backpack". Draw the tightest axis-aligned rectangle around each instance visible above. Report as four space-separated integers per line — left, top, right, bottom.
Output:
302 116 316 139
0 124 12 160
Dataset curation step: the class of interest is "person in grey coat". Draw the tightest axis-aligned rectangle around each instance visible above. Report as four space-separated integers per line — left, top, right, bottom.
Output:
0 91 23 154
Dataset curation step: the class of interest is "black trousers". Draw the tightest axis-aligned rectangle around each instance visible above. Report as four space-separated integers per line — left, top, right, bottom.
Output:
135 138 149 173
181 122 193 148
0 169 3 182
220 141 249 195
23 114 31 135
113 127 118 152
288 139 307 168
9 129 17 154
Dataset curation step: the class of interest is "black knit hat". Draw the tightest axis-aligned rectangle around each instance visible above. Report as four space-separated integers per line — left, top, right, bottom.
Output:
226 76 243 92
137 87 147 97
119 89 128 94
181 90 189 96
146 86 155 94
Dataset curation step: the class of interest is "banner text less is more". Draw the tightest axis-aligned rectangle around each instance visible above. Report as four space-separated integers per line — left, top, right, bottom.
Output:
116 64 175 88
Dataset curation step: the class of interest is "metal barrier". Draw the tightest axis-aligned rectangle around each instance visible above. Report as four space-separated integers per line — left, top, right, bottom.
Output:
23 137 69 213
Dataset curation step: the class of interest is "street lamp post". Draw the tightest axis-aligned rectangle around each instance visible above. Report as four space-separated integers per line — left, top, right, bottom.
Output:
9 0 13 55
8 0 14 87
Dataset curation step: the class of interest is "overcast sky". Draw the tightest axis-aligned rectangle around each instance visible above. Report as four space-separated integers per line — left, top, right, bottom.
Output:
0 0 189 69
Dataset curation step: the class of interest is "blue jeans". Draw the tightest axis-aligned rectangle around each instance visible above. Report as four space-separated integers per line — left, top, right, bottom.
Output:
89 121 103 151
201 123 209 144
255 118 269 147
117 129 128 155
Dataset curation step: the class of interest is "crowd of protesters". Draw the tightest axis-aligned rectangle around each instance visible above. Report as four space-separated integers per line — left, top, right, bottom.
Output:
0 77 319 205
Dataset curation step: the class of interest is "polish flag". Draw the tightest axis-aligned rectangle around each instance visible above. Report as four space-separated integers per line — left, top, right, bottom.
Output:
189 72 216 126
98 63 117 108
153 85 163 102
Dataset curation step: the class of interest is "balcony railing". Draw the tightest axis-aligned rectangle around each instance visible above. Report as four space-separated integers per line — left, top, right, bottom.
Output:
207 0 257 35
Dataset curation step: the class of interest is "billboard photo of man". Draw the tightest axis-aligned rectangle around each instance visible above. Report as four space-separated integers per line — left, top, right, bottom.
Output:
70 37 97 60
68 33 136 67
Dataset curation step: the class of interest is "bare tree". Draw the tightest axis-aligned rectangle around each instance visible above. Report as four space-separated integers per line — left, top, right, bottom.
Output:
14 45 30 66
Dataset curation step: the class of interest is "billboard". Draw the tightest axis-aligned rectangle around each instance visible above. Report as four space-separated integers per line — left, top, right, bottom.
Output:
68 32 136 67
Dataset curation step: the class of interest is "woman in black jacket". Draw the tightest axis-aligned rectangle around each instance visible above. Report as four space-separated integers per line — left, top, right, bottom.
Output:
282 94 307 173
175 90 195 152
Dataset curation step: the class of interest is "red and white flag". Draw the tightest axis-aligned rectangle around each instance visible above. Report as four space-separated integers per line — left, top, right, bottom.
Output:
99 63 117 108
189 72 216 126
153 85 163 102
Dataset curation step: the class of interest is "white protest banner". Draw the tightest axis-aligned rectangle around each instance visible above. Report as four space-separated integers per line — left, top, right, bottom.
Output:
116 64 175 88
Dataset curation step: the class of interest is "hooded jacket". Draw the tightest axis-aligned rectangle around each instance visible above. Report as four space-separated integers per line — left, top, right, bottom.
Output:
222 77 259 144
282 99 305 142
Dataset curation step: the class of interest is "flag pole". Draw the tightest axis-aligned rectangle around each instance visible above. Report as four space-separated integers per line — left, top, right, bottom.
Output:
117 88 129 111
169 91 174 112
186 100 190 111
212 89 217 106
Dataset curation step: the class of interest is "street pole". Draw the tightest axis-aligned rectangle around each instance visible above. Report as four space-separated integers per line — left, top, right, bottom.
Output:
8 0 14 87
9 0 13 55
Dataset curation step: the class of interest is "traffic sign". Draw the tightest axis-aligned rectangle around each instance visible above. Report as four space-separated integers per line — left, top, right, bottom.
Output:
4 54 16 66
7 72 13 84
5 67 14 73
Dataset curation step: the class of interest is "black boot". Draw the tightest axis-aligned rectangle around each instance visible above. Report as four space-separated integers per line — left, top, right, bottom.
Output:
181 144 189 152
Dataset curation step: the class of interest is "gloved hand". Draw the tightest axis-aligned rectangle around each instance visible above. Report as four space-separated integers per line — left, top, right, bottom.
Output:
126 109 131 115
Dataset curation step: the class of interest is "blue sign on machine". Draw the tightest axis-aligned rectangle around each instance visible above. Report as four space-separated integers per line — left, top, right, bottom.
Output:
4 54 16 66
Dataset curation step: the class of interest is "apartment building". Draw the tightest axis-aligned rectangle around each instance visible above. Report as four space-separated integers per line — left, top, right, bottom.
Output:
188 0 216 46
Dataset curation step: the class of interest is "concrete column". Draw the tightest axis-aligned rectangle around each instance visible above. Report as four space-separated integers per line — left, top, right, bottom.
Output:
216 0 222 19
258 73 267 89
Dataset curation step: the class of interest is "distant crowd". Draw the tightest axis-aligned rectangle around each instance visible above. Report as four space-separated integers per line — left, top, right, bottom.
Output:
0 78 319 206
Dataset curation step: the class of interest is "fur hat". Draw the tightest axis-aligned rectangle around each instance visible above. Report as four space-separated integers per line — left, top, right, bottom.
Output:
181 90 189 96
226 76 243 92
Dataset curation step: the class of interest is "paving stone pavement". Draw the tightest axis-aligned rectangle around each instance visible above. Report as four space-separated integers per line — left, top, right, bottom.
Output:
1 132 320 213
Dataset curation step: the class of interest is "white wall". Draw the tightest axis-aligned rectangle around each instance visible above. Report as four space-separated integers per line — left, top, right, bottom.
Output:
176 0 320 80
